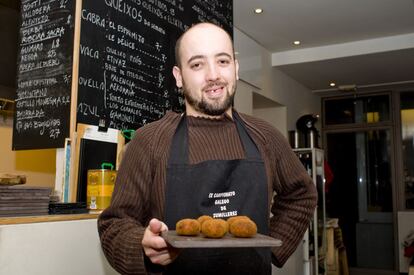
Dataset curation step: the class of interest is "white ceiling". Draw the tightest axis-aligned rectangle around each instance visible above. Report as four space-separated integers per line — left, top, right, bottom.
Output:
233 0 414 92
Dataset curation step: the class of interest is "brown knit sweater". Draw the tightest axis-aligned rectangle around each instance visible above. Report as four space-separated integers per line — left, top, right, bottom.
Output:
98 110 317 275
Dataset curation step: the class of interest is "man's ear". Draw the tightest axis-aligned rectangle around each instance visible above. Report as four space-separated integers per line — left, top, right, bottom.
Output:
172 66 183 88
235 59 239 80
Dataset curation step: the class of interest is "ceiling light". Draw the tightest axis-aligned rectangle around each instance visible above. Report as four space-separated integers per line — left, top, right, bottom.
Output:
254 8 263 14
293 41 301 45
330 82 336 87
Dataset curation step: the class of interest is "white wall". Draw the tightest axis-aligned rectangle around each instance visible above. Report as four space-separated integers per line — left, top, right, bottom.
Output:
234 80 254 115
269 68 321 132
234 28 321 134
0 219 119 275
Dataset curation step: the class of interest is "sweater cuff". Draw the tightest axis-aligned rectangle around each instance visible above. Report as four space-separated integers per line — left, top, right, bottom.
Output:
271 253 281 267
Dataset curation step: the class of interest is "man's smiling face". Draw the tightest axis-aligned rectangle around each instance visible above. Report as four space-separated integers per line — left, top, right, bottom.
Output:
173 23 239 117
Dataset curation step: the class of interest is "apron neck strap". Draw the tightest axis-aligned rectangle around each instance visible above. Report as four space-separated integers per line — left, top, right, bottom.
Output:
232 111 261 160
168 111 261 165
169 114 190 164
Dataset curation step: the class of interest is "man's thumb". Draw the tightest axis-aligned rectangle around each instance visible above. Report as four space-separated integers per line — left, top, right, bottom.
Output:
148 218 162 233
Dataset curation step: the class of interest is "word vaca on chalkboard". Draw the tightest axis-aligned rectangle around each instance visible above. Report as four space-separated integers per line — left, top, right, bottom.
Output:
13 0 75 150
77 0 233 131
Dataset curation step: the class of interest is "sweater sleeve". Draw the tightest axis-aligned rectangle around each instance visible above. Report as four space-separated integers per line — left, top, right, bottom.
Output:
268 129 318 267
97 128 154 275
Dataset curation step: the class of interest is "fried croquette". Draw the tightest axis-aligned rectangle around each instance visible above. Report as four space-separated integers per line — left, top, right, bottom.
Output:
227 215 250 228
201 218 228 238
176 219 200 236
229 218 257 237
197 215 213 226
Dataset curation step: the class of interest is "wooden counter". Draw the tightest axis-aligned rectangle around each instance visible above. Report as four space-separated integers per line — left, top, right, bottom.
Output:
0 213 99 225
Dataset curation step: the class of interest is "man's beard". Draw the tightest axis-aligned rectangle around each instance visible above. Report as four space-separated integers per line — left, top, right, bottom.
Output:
183 81 236 116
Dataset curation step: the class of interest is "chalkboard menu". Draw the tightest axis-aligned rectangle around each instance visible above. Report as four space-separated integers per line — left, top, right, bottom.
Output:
13 0 75 150
77 0 233 130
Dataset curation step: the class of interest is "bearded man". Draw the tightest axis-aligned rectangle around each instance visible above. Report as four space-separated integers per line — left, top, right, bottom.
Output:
98 22 317 275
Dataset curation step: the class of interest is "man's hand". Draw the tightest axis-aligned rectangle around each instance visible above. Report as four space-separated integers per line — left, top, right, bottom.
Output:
142 218 179 265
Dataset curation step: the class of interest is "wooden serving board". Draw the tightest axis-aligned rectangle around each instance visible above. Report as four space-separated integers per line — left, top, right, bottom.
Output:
161 231 282 248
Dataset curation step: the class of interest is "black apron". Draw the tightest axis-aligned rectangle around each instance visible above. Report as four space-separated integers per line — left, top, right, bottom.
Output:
164 112 271 275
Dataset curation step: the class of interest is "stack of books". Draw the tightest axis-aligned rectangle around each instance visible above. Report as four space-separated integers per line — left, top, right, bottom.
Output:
0 185 51 217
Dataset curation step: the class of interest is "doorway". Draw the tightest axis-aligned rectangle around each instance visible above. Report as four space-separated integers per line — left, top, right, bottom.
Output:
323 93 396 273
326 130 394 270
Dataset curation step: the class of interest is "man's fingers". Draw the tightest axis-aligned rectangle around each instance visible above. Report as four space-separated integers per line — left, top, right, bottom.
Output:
142 222 168 249
150 254 173 265
145 248 170 265
148 218 169 234
147 236 168 250
145 247 169 258
147 247 178 265
142 219 177 266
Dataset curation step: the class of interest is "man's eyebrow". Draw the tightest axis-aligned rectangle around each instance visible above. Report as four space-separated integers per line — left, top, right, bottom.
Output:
187 55 205 65
216 52 233 59
186 52 233 65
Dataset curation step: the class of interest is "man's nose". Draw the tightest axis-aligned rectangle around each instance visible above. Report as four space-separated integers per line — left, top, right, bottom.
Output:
206 63 219 81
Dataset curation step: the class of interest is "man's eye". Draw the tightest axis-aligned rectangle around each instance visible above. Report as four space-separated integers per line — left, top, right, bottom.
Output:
218 59 230 65
191 63 201 69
